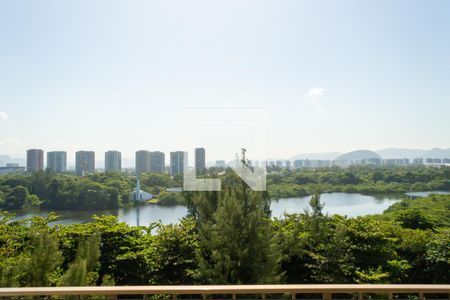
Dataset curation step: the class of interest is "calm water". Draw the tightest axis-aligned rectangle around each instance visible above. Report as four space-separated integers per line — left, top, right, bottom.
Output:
11 205 189 226
271 193 399 218
405 191 450 198
8 191 449 225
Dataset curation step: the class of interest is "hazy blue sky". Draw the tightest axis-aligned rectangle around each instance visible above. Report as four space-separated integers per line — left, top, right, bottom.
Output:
1 0 449 162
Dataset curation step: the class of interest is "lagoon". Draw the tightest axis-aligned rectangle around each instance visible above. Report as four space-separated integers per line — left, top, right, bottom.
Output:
9 191 449 226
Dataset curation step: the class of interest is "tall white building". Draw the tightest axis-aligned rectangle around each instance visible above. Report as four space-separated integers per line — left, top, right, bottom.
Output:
170 151 187 175
75 151 95 176
195 147 206 174
135 150 151 174
26 149 44 172
47 151 67 173
105 151 122 172
150 151 165 173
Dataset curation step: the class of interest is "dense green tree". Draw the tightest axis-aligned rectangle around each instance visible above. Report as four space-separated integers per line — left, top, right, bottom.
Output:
158 191 185 205
140 173 175 188
61 235 101 286
4 186 28 209
22 230 63 286
140 218 199 284
425 229 450 283
56 216 146 285
195 187 281 284
395 209 434 230
188 150 280 284
275 196 355 283
346 217 410 283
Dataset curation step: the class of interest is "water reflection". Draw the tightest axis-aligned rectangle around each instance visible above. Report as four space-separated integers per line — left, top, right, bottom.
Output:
270 193 400 218
11 205 188 226
8 191 449 225
405 191 450 198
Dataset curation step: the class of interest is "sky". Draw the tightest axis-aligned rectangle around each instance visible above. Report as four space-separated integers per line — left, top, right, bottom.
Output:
1 0 450 163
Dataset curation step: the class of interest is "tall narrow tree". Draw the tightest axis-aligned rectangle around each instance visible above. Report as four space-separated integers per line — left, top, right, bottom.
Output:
24 231 63 287
61 235 101 286
194 150 281 284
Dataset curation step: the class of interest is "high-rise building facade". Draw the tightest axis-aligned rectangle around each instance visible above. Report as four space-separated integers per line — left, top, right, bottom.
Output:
170 151 187 175
105 151 122 172
195 147 206 174
304 159 313 168
0 164 25 175
26 149 44 172
293 159 304 169
432 158 442 164
413 158 424 165
150 151 165 173
285 160 291 169
215 160 226 168
135 150 151 174
47 151 67 173
75 151 95 176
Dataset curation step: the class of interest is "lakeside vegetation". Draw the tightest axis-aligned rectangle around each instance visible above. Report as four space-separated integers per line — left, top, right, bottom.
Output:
376 194 450 228
0 172 183 210
0 160 449 287
1 166 450 211
0 163 449 286
267 166 450 199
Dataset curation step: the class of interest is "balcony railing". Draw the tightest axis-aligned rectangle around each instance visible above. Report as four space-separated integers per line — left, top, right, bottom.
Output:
0 285 449 299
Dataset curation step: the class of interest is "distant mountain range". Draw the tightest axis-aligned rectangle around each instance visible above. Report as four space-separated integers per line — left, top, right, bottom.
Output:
377 148 450 159
335 150 381 161
375 148 426 159
289 152 342 161
289 148 450 161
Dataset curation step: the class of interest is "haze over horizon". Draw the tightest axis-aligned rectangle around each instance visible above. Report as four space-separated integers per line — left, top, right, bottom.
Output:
2 147 450 168
1 0 450 162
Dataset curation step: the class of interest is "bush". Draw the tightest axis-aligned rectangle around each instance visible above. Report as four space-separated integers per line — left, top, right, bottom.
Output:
158 191 185 205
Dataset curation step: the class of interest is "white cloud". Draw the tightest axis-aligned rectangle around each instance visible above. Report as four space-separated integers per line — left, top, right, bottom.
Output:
301 87 331 118
0 111 8 120
306 87 325 98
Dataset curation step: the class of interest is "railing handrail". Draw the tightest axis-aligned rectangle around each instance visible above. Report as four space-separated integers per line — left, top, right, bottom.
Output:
0 284 449 297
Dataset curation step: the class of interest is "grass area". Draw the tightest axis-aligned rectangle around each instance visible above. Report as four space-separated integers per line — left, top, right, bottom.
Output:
147 198 159 204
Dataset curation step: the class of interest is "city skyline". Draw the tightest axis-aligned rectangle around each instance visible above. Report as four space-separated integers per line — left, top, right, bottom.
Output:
1 1 450 161
4 145 450 166
3 146 450 172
